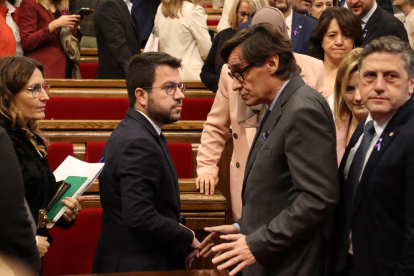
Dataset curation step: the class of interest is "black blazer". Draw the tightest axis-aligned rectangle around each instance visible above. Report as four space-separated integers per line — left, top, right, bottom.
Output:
94 0 141 79
93 108 194 273
291 11 317 56
334 99 414 275
0 127 40 273
362 6 408 47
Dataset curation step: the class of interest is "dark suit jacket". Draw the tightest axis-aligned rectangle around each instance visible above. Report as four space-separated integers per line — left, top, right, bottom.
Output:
291 11 317 55
237 75 339 276
362 6 408 47
92 108 194 273
0 127 40 274
94 0 141 79
131 0 160 42
338 0 393 14
334 98 414 276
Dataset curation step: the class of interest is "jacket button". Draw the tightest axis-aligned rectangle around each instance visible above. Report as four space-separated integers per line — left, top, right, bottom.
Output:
236 162 240 168
233 133 238 139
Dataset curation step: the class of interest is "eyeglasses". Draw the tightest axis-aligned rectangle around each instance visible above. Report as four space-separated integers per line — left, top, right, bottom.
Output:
228 64 254 82
142 82 186 96
237 11 251 19
23 82 51 98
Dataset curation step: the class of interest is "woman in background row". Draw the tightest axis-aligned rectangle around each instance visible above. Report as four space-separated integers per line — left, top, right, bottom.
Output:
200 0 268 92
393 0 414 50
309 7 363 109
333 48 368 164
309 0 336 19
155 0 212 81
0 56 83 258
18 0 81 78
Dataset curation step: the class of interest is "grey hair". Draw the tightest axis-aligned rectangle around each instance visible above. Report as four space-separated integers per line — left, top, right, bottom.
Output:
358 36 414 77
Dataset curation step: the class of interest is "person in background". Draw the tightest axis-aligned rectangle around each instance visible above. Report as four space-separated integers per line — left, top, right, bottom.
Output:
310 7 363 109
18 0 82 78
155 0 212 81
70 0 98 48
0 56 83 260
200 0 268 92
309 0 336 19
0 126 40 274
394 0 414 50
131 0 160 47
292 0 314 13
0 0 22 57
333 48 368 164
217 0 235 32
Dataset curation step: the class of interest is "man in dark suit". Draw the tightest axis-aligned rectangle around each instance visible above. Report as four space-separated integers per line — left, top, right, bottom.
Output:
92 52 199 273
346 0 408 46
333 36 414 276
339 0 393 14
94 0 141 79
131 0 160 46
199 23 339 276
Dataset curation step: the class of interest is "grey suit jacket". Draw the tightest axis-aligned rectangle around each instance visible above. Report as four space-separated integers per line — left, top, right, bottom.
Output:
238 75 339 276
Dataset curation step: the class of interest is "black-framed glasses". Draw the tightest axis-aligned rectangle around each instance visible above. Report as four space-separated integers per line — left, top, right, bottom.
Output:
237 11 251 19
228 64 254 82
142 82 186 96
23 82 51 98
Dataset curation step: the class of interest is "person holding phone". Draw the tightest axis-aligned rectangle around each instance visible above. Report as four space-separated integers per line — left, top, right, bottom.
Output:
18 0 83 78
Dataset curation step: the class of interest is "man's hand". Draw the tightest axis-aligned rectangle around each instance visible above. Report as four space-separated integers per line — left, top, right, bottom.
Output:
61 196 84 222
212 234 256 276
199 225 239 258
37 236 50 258
196 173 219 195
188 236 200 268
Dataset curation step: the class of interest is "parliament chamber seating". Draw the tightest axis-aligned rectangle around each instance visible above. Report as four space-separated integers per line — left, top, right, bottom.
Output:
78 63 98 79
46 143 74 171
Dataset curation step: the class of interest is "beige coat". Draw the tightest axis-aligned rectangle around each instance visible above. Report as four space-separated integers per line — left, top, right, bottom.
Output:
154 2 212 81
197 54 327 220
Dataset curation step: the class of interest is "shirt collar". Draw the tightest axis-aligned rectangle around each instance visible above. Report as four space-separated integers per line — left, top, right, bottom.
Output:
135 109 161 135
269 79 291 111
2 1 16 14
361 2 377 25
285 10 293 32
365 108 395 138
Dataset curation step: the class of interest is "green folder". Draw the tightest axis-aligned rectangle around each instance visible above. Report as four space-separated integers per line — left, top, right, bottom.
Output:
46 176 88 221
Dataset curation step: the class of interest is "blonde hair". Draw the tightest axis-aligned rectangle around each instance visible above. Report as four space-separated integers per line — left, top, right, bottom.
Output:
37 0 69 12
161 0 203 18
334 48 363 124
228 0 268 29
0 57 48 156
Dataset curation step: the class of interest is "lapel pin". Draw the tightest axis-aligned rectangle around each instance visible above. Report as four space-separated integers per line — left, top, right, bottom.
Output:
299 25 302 28
293 28 298 36
374 138 383 151
389 132 394 137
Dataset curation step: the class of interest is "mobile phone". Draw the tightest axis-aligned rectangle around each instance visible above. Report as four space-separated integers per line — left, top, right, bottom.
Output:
75 7 93 17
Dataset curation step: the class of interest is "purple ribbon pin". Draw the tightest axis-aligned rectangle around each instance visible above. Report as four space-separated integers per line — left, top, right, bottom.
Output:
293 28 298 36
363 29 368 38
261 130 270 142
374 138 383 151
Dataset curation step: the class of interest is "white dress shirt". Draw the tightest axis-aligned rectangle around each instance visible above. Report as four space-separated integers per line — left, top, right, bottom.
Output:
286 10 293 39
361 2 377 30
123 0 132 14
136 109 161 135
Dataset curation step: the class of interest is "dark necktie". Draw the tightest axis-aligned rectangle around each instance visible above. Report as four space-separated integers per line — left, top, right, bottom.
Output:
160 132 167 144
259 108 271 131
344 120 375 222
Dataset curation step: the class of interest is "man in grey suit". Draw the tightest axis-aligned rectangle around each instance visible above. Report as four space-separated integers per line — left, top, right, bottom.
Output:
199 23 339 276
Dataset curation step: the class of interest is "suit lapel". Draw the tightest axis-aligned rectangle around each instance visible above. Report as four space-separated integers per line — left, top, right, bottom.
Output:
117 0 140 38
362 7 381 44
242 76 305 195
291 12 302 53
351 99 414 219
158 135 180 206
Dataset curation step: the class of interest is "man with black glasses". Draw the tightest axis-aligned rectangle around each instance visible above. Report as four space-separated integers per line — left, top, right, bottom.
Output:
93 52 199 273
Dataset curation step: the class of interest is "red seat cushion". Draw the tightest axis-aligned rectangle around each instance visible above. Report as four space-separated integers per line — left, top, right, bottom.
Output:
86 142 192 178
46 143 74 172
45 97 129 120
207 19 220 26
86 142 106 163
79 63 98 79
180 98 214 120
43 208 103 276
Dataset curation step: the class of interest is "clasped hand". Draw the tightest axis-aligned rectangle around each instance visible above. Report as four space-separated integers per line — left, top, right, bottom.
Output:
60 196 84 222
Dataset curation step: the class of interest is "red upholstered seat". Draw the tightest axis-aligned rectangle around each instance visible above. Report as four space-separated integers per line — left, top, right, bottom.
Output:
78 63 98 79
43 208 103 276
180 98 214 120
86 142 193 178
207 19 220 26
46 143 74 172
45 97 129 120
44 97 214 121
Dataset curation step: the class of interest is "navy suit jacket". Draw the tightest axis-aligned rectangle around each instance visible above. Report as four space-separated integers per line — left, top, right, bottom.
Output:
291 11 317 55
339 0 394 14
334 99 414 275
131 0 160 41
92 108 193 273
362 6 408 47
